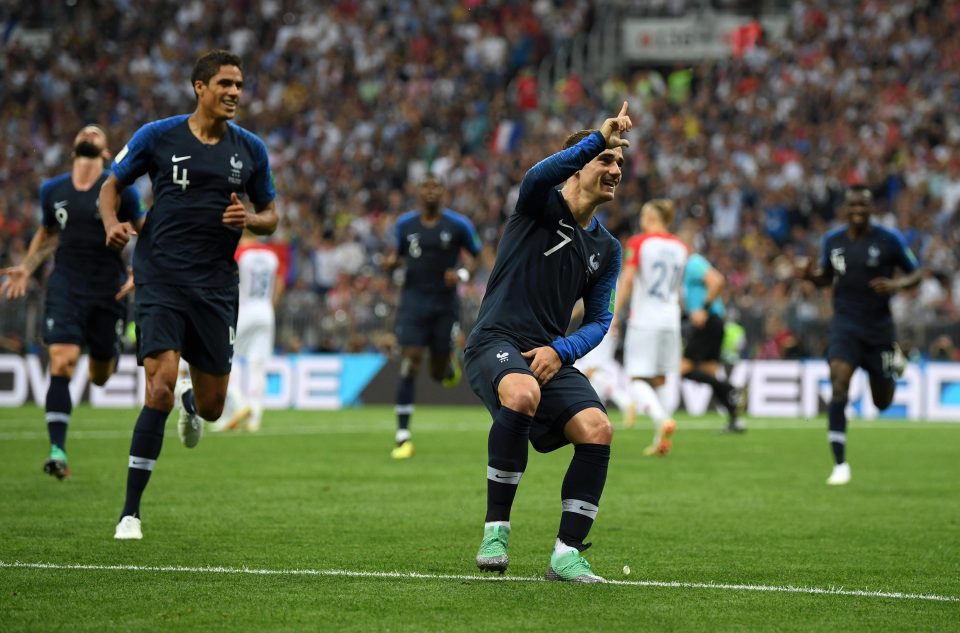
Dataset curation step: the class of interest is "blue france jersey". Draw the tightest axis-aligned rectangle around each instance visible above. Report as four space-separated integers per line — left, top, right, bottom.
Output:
682 253 725 318
395 209 481 307
466 131 621 364
111 115 276 287
819 223 919 323
39 170 144 297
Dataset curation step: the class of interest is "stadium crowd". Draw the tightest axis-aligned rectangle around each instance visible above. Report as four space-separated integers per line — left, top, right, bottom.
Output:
1 0 958 360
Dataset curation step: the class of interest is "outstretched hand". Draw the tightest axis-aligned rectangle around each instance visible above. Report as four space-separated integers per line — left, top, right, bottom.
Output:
0 265 29 300
599 101 633 149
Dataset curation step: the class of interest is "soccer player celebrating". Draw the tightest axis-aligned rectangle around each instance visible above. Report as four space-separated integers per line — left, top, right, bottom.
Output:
385 174 481 459
1 125 143 480
613 199 687 456
465 102 629 583
799 185 919 485
100 50 278 539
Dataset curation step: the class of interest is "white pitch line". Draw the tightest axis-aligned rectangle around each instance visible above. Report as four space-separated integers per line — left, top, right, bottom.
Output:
1 561 956 603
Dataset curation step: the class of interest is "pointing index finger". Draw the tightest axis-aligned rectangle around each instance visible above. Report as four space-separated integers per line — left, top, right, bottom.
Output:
618 101 629 117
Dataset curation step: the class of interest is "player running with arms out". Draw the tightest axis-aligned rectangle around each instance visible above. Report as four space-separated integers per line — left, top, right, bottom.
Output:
99 50 278 539
799 185 919 485
212 231 284 433
465 102 630 583
613 199 687 456
384 174 481 459
1 125 143 480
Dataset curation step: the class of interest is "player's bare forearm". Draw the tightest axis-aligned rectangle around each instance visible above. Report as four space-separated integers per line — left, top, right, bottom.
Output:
98 174 122 229
613 264 635 323
896 269 922 290
246 202 278 235
22 227 57 274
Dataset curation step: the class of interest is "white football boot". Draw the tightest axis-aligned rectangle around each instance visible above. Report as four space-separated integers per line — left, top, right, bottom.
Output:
114 516 143 540
175 378 203 448
827 462 851 486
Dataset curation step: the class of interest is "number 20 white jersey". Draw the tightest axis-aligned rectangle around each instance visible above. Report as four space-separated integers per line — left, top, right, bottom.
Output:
624 232 688 330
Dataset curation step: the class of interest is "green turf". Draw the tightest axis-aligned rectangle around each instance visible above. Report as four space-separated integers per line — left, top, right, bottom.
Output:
1 405 958 631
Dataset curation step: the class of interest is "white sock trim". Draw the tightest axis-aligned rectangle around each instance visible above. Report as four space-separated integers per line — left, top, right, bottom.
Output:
46 412 71 424
485 521 510 529
554 538 578 555
128 456 156 471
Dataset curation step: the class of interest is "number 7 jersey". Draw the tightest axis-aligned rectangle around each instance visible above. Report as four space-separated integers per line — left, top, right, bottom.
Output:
624 232 688 329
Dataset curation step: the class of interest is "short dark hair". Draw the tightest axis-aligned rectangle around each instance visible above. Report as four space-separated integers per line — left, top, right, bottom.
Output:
563 129 597 150
191 49 242 95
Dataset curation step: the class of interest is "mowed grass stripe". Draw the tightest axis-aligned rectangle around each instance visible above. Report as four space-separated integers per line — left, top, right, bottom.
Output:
3 560 957 603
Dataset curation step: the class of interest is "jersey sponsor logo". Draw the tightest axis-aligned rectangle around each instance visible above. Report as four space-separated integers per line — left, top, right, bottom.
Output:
496 350 509 363
543 219 574 256
830 248 846 275
171 154 191 162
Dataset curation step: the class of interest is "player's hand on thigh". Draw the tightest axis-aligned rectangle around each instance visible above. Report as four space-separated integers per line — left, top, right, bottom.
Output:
522 346 561 385
222 192 248 229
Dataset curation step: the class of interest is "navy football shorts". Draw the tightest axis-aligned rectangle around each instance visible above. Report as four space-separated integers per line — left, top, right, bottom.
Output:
43 288 125 361
134 283 238 375
464 340 606 453
395 301 459 357
683 312 725 363
828 318 898 381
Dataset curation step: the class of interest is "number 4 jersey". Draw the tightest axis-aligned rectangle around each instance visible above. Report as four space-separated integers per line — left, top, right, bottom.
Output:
110 114 276 288
624 232 688 330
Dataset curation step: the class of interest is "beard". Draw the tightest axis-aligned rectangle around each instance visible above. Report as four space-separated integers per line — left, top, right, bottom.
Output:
74 141 103 158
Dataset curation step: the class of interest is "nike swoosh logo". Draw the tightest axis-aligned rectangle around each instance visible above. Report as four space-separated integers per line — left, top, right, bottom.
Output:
494 474 514 479
579 506 594 511
171 155 191 162
54 200 68 208
558 219 574 231
131 460 148 466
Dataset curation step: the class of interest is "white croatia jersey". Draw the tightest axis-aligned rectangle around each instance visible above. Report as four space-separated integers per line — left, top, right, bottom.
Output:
624 231 688 329
237 243 280 310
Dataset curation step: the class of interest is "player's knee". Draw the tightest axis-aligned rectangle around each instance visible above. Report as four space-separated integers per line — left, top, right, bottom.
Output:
88 358 117 386
569 409 613 445
500 385 540 416
145 380 176 412
872 383 895 410
196 400 224 422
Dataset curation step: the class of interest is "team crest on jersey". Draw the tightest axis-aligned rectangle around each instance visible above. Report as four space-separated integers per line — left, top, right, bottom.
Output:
229 154 243 185
440 231 452 247
588 253 600 273
830 248 846 275
867 244 881 267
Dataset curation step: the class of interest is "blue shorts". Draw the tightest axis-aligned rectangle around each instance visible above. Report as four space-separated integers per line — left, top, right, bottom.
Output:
43 288 125 361
828 318 897 381
464 340 605 453
395 300 459 356
135 283 238 375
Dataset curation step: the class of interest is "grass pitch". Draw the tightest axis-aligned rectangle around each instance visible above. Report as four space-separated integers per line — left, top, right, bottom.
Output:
0 405 957 631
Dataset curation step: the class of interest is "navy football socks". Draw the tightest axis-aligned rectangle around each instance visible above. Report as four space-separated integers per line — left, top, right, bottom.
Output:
45 375 72 451
485 407 533 522
121 406 168 519
557 443 610 549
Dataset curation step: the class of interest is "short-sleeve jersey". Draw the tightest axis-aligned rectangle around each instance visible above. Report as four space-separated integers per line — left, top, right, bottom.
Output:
395 208 481 308
39 170 144 297
110 114 276 287
467 131 621 364
236 242 280 311
682 253 725 318
819 223 919 323
624 232 688 329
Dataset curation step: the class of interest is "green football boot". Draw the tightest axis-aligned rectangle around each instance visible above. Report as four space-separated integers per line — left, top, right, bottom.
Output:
476 524 510 574
545 549 606 583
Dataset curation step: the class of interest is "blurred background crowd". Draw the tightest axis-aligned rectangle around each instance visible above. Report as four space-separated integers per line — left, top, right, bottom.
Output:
1 0 958 362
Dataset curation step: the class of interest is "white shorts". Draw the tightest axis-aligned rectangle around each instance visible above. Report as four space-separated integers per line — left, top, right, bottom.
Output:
624 324 680 378
234 310 275 361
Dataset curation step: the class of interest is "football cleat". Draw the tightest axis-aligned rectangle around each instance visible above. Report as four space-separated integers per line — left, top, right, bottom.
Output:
476 524 510 573
722 418 747 434
175 378 203 448
114 515 143 540
891 343 907 378
643 419 676 456
43 445 70 480
391 440 415 460
827 462 851 486
545 549 605 583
